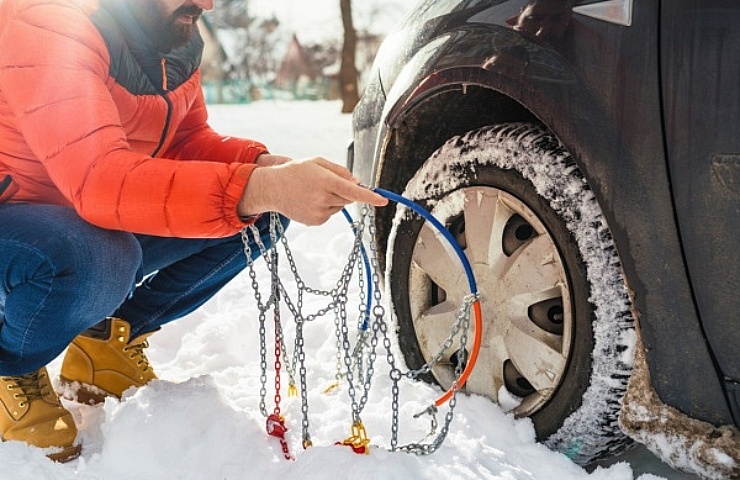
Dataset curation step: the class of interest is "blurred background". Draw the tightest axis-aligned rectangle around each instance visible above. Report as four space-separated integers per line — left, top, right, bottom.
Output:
198 0 409 111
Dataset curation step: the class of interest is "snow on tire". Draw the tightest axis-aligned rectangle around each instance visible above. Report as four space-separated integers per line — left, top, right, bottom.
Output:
386 123 636 464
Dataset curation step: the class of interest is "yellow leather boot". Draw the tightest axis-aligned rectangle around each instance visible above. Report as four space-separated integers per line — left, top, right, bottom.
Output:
0 367 80 462
59 317 157 404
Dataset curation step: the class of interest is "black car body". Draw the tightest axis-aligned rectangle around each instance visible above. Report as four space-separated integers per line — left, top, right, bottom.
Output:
349 0 739 478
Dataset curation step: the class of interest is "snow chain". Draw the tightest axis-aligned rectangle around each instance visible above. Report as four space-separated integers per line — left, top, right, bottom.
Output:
241 208 476 457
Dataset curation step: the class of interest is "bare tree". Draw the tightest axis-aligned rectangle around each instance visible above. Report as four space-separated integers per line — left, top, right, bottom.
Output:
339 0 359 113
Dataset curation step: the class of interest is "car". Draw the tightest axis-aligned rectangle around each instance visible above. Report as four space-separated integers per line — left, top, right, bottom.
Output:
348 0 739 478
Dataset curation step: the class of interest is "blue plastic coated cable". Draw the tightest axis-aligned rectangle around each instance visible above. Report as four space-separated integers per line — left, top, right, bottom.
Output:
342 188 480 326
371 188 478 294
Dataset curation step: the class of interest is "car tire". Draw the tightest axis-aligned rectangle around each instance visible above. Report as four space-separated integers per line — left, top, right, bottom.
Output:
386 123 636 464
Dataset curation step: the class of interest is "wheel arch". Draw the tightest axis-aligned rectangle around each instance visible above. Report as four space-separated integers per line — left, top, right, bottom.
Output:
373 68 625 272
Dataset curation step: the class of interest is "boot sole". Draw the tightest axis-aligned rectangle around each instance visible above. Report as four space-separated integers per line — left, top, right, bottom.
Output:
58 375 114 405
1 437 82 463
46 443 82 463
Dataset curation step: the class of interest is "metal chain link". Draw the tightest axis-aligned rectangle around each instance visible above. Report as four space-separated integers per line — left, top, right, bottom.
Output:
241 208 476 457
242 212 365 446
295 321 312 448
405 293 476 380
241 228 274 418
393 293 476 454
272 250 283 417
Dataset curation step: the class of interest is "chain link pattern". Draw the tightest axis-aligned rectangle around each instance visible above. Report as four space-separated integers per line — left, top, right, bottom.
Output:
240 208 476 457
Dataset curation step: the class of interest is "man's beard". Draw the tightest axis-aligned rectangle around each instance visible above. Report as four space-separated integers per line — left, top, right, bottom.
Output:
165 5 203 50
132 1 202 52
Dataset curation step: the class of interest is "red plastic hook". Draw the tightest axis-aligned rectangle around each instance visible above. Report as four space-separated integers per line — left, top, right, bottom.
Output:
266 413 292 460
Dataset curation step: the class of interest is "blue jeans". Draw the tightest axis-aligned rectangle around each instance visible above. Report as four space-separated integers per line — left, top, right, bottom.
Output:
0 204 286 376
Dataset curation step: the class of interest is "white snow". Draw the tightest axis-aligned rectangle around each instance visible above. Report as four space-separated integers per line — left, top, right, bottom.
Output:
1 101 682 480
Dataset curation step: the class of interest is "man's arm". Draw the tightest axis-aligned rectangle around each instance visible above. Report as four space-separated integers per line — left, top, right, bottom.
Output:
163 81 269 165
161 66 386 225
239 158 388 226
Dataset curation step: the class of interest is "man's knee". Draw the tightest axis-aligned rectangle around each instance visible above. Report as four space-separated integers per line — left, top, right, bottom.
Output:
51 224 140 285
14 220 142 325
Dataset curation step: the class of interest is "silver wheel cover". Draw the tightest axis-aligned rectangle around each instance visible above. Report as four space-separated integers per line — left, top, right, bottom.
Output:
408 186 573 417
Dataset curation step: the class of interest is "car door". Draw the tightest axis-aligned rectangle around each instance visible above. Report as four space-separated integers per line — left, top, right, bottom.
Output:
661 0 740 391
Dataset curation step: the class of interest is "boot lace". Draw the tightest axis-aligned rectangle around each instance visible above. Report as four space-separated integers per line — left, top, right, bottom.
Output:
123 340 152 372
3 370 51 404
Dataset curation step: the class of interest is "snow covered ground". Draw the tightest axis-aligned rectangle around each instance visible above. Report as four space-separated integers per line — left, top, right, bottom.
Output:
1 101 700 480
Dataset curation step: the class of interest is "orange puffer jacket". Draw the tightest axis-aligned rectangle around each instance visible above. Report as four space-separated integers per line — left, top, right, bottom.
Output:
0 0 267 238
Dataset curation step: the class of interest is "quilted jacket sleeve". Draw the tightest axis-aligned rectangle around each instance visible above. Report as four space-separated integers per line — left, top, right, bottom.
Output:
0 1 258 238
163 88 269 164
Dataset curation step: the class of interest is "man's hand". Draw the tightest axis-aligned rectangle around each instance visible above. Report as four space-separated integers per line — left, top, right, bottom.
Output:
238 157 388 226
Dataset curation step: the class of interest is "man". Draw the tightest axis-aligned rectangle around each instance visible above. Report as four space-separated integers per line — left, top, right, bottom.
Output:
0 0 387 462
